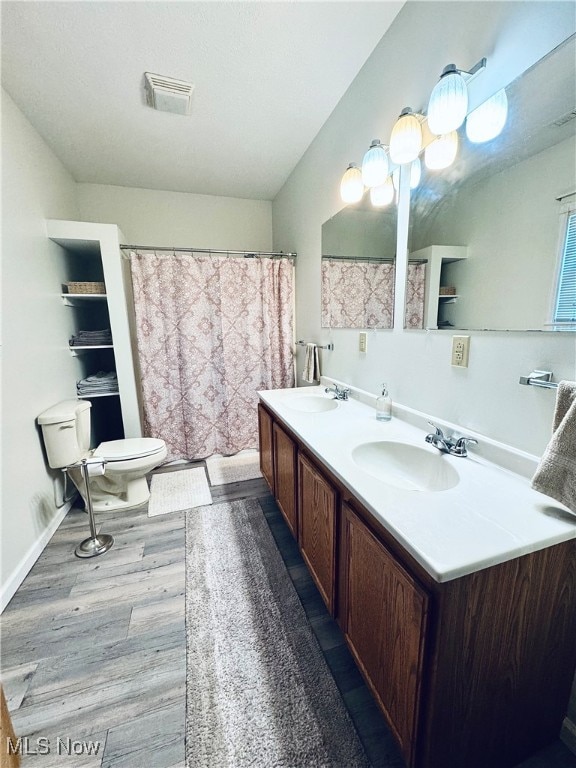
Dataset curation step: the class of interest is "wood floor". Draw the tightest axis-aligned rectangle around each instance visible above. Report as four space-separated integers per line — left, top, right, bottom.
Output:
1 464 575 768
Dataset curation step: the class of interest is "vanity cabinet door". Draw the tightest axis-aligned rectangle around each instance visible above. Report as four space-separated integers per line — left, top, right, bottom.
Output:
298 453 337 614
258 404 274 493
273 422 298 538
342 503 429 767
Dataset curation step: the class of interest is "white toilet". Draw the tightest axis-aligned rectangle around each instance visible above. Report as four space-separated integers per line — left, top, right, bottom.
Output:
38 400 167 512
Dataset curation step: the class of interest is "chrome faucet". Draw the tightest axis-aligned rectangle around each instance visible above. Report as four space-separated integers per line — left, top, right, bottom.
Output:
425 422 478 457
325 384 350 401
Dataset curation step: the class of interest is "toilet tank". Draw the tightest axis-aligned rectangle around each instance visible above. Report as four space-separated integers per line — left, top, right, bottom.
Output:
37 400 92 468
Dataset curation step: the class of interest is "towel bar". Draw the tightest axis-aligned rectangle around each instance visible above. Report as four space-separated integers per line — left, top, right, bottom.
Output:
519 370 559 390
296 340 334 351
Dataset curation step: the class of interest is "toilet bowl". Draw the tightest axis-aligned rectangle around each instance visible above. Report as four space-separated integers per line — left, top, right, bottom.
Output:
37 400 167 512
68 438 168 512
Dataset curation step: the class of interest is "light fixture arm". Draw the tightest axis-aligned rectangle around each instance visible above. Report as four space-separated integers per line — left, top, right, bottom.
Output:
444 57 486 81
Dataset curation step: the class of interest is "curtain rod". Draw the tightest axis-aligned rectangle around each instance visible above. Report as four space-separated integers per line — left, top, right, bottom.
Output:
322 255 427 264
120 244 296 259
556 191 576 201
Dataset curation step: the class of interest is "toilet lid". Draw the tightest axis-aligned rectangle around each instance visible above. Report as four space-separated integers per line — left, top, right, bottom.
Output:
95 438 166 461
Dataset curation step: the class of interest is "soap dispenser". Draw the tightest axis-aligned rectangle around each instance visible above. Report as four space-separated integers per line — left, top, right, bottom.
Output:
376 383 392 422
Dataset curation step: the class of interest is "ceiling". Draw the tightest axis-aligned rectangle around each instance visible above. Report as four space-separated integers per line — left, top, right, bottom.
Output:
1 1 403 201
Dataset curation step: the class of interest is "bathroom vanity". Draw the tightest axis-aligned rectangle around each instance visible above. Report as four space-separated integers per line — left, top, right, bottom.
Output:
258 387 576 768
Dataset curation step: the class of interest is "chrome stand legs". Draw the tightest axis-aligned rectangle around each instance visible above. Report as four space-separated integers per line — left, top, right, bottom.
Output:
74 458 114 558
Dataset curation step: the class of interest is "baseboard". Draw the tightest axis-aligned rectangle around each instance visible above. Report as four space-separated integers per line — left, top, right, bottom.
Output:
561 715 576 755
0 500 73 613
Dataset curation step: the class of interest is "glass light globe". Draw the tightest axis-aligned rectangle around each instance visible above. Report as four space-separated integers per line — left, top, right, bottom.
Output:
340 164 364 203
392 159 421 191
370 177 394 207
389 110 423 165
427 67 468 135
465 88 508 143
424 131 459 170
410 157 422 189
362 141 389 188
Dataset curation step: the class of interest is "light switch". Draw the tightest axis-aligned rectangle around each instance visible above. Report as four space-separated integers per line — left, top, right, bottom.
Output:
359 332 367 353
451 335 470 367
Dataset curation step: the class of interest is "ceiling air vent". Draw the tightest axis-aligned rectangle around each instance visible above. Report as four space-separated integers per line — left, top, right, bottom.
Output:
144 72 194 116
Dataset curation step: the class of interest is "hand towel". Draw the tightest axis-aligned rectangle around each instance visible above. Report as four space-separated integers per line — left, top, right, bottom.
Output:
302 343 321 384
531 381 576 512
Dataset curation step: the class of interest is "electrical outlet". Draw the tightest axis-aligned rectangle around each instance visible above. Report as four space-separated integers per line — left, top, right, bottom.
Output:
451 335 470 367
359 332 367 353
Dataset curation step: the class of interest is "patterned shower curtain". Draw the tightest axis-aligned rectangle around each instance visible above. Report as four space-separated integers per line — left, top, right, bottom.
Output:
129 251 295 461
321 260 426 329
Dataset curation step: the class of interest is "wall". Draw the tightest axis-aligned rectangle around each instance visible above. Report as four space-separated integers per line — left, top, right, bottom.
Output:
272 1 576 458
1 90 81 608
77 183 273 252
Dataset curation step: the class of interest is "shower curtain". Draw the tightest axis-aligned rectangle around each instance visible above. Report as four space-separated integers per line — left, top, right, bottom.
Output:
321 260 426 329
130 251 294 461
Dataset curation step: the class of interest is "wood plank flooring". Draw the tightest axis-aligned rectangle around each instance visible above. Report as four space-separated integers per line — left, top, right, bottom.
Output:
1 463 575 768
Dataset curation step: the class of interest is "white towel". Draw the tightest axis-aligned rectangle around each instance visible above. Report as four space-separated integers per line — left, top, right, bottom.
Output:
531 380 576 512
302 343 321 384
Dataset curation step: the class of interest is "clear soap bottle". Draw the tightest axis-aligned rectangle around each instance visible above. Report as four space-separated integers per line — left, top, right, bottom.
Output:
376 383 392 421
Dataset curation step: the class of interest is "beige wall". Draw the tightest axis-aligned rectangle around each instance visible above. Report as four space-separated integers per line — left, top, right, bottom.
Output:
77 183 273 252
1 90 80 607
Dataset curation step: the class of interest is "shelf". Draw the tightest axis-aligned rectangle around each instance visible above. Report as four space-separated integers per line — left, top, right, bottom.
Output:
61 293 108 306
77 392 119 399
69 345 114 357
438 295 459 304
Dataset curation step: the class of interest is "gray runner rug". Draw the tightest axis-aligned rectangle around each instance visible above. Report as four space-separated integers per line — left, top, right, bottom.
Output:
185 498 371 768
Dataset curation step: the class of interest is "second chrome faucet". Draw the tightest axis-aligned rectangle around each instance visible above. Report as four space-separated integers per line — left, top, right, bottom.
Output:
425 422 478 457
325 384 350 401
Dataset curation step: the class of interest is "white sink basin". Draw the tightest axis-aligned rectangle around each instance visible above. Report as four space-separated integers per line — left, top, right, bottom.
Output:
352 440 460 492
286 396 339 413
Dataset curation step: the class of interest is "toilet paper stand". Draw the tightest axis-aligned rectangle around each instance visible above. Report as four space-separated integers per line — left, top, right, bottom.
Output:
71 457 114 558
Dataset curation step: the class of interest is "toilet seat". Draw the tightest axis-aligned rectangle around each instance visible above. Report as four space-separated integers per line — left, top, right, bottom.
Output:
95 438 166 463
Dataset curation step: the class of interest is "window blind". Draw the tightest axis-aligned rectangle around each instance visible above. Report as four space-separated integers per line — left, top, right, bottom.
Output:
554 211 576 323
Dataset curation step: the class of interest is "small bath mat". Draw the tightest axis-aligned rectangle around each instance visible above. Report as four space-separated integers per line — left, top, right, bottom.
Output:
148 467 213 517
205 451 262 486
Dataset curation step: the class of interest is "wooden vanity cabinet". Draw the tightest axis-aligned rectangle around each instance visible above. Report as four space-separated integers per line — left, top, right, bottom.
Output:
258 403 274 492
341 502 429 765
272 422 298 538
298 452 337 614
343 497 576 768
258 402 576 768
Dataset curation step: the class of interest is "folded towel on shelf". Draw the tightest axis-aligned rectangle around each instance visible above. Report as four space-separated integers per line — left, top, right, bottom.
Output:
70 329 113 346
532 380 576 513
77 371 118 395
302 343 321 384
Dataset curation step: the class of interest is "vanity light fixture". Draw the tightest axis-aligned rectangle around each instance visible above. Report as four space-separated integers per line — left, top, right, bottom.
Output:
427 65 468 135
361 140 389 188
427 59 486 135
370 176 395 207
424 131 459 170
392 158 421 191
465 88 508 143
389 108 423 165
410 157 422 189
340 163 364 204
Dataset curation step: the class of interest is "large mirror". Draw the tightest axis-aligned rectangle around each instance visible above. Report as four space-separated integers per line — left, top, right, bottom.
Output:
406 34 576 331
321 203 397 329
321 202 427 329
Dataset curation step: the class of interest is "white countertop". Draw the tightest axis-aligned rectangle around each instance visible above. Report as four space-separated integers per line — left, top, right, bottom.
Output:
259 386 576 583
